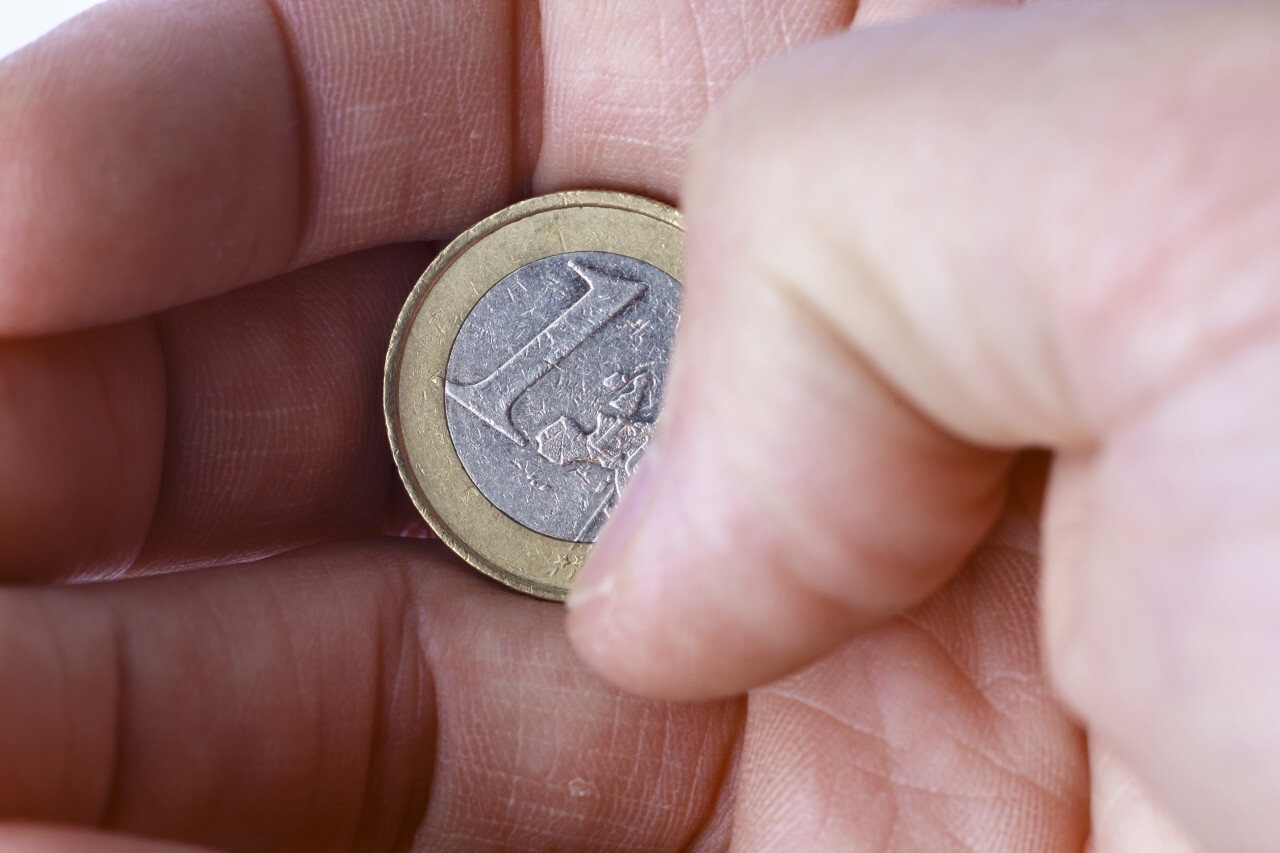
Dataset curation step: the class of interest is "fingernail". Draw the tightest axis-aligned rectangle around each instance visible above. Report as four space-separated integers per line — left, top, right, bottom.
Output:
565 443 660 609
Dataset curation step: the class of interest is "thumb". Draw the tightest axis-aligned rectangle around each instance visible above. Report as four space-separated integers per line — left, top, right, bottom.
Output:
568 1 1280 849
568 0 1119 698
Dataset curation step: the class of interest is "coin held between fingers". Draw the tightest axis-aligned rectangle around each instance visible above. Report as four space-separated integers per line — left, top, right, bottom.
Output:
384 191 684 601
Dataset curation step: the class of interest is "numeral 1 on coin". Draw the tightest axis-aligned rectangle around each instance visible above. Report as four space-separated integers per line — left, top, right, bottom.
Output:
445 261 647 445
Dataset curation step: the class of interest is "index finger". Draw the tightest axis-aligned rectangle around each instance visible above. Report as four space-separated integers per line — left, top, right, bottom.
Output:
0 0 521 335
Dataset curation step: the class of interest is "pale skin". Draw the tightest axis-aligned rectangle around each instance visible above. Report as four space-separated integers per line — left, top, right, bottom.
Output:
0 0 1272 851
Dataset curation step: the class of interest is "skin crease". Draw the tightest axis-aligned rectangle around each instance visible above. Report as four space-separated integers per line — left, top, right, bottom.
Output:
0 2 1267 853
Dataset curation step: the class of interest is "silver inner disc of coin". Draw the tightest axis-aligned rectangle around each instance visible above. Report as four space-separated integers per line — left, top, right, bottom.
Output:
443 251 681 542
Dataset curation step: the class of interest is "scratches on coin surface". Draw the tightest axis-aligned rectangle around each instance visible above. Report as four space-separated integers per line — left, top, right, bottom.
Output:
445 252 680 543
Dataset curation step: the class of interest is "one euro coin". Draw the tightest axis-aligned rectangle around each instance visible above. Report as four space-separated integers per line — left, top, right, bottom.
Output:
384 191 683 600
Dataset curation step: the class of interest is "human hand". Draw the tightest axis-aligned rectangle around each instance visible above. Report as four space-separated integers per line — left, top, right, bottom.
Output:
0 0 1226 851
567 1 1280 852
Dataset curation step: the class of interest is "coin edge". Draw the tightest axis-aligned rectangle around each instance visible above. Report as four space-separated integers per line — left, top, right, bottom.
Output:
384 190 684 601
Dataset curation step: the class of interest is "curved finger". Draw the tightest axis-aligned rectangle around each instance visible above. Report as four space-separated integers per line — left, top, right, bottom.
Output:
0 0 858 335
568 2 1280 850
136 242 435 574
0 320 165 581
0 539 743 852
0 0 516 335
0 243 428 582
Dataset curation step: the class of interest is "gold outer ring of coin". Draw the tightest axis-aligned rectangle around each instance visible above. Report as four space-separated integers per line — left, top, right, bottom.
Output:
384 190 684 601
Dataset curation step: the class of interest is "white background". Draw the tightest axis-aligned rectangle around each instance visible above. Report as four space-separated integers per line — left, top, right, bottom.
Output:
0 1 104 60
